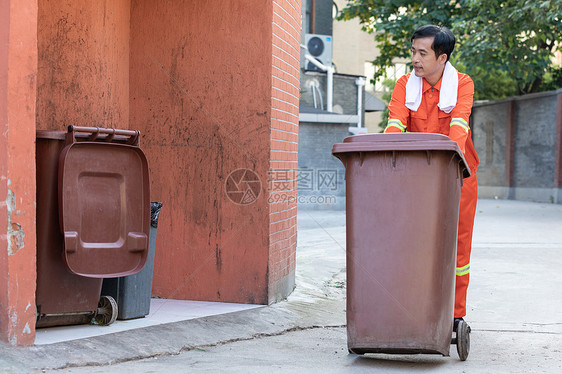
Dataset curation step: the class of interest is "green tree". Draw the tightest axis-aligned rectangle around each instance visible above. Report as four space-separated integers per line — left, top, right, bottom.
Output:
453 61 519 100
338 0 562 97
457 0 561 94
541 66 562 91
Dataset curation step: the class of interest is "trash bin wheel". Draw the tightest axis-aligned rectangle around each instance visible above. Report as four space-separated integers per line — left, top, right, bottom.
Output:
456 320 470 361
94 295 118 326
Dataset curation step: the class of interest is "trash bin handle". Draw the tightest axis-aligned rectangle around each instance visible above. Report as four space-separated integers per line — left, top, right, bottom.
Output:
66 126 140 146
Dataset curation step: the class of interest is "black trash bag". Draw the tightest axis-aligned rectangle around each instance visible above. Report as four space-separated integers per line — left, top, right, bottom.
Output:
150 202 163 228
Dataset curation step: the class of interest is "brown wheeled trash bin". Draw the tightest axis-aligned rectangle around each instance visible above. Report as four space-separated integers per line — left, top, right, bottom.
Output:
332 133 470 357
35 126 150 328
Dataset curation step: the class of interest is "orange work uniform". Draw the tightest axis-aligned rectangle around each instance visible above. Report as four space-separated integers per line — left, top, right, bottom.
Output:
385 72 479 318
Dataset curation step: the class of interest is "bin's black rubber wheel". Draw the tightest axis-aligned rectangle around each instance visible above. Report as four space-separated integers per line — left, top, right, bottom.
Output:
94 295 118 326
456 320 470 361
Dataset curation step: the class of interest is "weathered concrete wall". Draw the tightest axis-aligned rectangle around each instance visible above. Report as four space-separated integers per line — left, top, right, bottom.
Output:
0 0 38 346
0 0 8 344
513 94 557 188
297 122 348 210
130 0 300 304
472 89 562 203
36 0 130 130
472 101 509 187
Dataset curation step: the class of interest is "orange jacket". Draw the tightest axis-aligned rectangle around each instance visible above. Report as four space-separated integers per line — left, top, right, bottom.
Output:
385 73 479 170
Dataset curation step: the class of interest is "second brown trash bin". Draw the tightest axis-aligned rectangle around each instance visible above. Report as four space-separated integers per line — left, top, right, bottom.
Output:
36 126 150 328
332 133 470 357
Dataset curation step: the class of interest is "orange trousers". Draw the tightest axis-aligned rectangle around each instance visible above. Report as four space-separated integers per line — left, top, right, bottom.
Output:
455 169 478 318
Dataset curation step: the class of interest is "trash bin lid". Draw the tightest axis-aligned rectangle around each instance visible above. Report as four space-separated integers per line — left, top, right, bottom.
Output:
332 133 470 178
58 141 150 278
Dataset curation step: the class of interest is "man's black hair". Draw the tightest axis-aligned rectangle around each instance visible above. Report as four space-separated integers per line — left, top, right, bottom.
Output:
411 25 455 61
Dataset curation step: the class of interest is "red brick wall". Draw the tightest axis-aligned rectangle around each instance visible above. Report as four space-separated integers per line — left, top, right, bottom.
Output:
268 0 301 302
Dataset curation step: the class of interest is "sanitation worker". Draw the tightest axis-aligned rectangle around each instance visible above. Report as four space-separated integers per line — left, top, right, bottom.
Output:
384 25 479 331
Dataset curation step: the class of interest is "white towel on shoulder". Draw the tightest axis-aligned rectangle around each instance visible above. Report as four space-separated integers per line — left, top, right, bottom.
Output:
405 61 459 113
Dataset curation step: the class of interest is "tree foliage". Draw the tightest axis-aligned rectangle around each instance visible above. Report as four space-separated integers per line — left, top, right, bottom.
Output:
338 0 562 97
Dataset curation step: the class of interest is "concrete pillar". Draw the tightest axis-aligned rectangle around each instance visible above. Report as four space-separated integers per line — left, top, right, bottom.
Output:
0 0 38 345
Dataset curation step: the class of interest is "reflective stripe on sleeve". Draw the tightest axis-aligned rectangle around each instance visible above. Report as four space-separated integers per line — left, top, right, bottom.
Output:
456 263 470 276
385 119 407 132
450 118 469 133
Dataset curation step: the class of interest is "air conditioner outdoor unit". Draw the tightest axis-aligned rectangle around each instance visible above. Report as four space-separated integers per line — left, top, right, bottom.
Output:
304 33 332 71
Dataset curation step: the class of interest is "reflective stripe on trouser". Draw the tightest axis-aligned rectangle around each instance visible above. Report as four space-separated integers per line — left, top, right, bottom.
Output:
455 170 478 318
456 263 470 276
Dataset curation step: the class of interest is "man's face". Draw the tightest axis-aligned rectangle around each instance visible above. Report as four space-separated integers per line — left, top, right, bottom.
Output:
411 36 446 81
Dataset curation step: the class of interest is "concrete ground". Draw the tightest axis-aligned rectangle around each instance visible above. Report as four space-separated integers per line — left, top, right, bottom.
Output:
1 199 561 373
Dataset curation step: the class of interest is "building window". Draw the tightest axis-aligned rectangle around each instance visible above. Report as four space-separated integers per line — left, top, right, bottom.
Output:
364 62 408 93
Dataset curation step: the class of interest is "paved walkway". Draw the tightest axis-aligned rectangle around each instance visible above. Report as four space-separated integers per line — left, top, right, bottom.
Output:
1 199 561 373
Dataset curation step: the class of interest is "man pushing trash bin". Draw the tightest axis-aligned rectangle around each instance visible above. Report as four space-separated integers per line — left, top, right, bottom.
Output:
384 25 479 331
